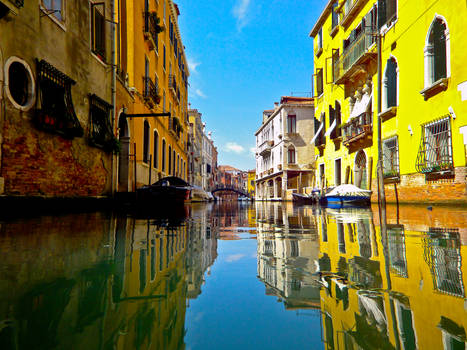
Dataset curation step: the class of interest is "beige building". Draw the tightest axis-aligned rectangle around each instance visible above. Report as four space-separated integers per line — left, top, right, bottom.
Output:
188 109 204 187
255 97 315 201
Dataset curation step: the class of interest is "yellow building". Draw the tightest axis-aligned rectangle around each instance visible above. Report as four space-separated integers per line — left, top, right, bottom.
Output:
247 169 256 198
310 0 467 204
116 0 189 192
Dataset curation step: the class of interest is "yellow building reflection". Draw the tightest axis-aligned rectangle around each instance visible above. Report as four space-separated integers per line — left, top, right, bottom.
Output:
318 205 467 350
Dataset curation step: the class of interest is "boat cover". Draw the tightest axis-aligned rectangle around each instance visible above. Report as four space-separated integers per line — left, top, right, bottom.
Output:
326 184 371 197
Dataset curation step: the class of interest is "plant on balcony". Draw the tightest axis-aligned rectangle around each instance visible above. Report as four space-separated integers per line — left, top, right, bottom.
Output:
383 170 399 178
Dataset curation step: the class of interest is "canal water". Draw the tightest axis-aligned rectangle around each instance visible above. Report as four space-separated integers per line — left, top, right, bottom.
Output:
0 202 466 349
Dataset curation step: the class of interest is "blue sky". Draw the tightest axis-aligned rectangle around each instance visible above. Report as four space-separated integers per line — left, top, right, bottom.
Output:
176 0 323 170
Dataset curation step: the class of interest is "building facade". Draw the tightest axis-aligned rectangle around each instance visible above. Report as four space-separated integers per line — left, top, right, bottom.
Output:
255 96 315 201
202 130 216 191
0 0 116 197
116 0 189 192
188 109 203 187
310 0 467 204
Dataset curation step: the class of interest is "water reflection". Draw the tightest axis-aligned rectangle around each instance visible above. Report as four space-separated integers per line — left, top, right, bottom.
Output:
0 202 466 349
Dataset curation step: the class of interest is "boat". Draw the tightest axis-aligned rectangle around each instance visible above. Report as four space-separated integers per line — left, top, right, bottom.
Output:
292 192 315 204
319 184 371 208
136 176 191 204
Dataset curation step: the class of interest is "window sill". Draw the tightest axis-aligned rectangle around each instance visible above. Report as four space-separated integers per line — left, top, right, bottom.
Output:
330 25 339 38
39 5 66 32
315 47 323 58
90 51 107 67
420 78 449 100
379 106 397 122
383 175 400 184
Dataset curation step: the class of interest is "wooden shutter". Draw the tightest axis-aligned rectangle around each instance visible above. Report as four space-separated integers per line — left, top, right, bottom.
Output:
377 0 386 29
92 4 106 59
433 20 447 81
386 59 397 107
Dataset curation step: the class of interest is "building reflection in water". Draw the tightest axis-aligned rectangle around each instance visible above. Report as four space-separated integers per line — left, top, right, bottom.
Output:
317 204 467 350
255 201 322 310
0 206 219 350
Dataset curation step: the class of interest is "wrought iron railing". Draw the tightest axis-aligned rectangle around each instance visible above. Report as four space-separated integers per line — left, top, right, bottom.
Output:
416 116 453 174
143 76 159 106
144 12 163 47
333 27 375 83
342 112 372 143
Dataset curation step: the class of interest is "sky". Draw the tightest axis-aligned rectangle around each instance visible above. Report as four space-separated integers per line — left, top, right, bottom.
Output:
176 0 324 170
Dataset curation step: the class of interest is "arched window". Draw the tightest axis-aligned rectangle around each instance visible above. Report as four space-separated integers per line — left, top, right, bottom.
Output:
168 146 172 174
425 17 449 87
384 57 398 110
153 130 159 168
173 150 176 176
162 139 166 172
143 120 150 163
287 146 296 164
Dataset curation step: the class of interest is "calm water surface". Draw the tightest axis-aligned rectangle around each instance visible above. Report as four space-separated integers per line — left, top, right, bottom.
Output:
0 202 466 349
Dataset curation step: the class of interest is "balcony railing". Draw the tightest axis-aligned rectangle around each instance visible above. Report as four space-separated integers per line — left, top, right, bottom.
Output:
333 27 376 84
169 116 182 139
258 140 274 156
340 0 369 28
144 12 162 50
168 74 180 103
342 112 372 147
143 76 160 107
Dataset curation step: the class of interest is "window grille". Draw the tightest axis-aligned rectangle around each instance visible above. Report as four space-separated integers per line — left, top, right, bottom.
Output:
89 94 117 152
415 116 453 174
35 59 83 138
383 136 399 178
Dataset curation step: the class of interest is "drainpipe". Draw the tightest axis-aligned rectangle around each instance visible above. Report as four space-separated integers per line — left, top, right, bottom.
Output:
110 0 117 196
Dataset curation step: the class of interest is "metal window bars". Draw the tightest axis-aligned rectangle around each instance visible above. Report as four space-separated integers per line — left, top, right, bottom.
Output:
415 116 453 174
382 136 399 178
89 94 117 152
143 76 160 106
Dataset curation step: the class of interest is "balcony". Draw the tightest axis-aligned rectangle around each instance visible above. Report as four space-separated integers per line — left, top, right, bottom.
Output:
333 28 376 84
143 76 160 107
339 0 370 28
258 140 274 156
144 12 162 50
342 112 372 149
169 74 180 103
169 116 182 139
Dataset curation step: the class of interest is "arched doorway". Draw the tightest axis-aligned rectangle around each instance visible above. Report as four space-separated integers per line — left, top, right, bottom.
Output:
275 177 282 199
267 179 274 199
354 151 367 190
118 113 130 192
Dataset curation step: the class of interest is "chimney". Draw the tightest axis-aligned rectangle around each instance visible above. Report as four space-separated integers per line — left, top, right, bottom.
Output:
274 102 279 110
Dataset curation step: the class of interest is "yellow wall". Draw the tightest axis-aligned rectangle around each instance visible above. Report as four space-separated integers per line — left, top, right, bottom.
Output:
311 0 467 203
118 0 189 187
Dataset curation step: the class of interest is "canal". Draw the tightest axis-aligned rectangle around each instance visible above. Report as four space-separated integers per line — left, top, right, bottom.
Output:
0 202 466 349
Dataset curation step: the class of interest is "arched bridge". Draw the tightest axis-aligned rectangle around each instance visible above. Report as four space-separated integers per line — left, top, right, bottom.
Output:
211 186 251 198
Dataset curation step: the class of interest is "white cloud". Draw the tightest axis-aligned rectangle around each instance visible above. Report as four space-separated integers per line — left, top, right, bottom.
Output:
232 0 251 31
194 89 207 98
225 142 245 154
225 254 245 263
249 147 256 155
187 58 200 74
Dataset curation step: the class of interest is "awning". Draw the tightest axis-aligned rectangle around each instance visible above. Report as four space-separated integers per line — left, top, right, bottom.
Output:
349 92 372 119
311 121 324 144
325 118 336 137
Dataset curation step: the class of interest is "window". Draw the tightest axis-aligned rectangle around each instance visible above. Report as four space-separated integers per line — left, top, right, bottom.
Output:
143 120 150 163
89 94 117 153
331 2 339 29
330 101 342 139
383 136 399 178
287 114 296 134
173 150 176 175
35 59 83 138
163 45 166 69
319 163 325 186
416 116 453 174
424 17 449 88
384 57 398 109
315 68 323 96
377 0 397 29
5 58 35 111
335 158 342 185
42 0 63 21
162 139 166 172
317 27 323 49
153 130 159 168
91 2 106 60
287 147 295 164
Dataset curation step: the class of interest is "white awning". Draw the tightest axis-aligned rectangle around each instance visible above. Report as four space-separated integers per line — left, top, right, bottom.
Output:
349 93 372 119
325 118 336 137
311 121 324 144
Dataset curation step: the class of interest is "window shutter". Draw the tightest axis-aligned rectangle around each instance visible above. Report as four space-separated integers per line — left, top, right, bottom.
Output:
378 0 386 29
386 59 397 107
432 20 447 81
335 102 342 137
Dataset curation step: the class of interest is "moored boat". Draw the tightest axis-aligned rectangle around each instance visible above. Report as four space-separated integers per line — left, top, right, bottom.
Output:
319 184 371 208
137 176 191 204
292 192 315 204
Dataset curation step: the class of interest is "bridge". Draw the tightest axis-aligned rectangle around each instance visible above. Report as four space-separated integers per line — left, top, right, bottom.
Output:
211 186 251 198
